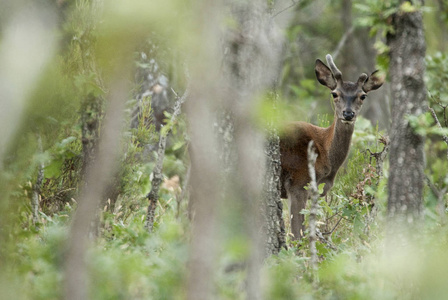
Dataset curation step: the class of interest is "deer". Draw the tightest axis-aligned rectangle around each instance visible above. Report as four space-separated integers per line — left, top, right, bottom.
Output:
280 54 385 240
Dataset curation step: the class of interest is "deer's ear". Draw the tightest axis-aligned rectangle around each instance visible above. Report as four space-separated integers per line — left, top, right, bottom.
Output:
363 70 385 93
315 59 337 90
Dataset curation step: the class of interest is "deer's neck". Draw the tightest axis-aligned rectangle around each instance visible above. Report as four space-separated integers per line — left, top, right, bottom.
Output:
327 117 355 169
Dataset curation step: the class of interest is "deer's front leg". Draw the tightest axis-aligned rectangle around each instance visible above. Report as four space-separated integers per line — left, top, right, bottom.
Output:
288 186 309 240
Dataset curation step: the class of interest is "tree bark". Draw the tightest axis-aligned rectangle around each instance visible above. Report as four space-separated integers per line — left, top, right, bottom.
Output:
386 1 426 228
264 125 287 255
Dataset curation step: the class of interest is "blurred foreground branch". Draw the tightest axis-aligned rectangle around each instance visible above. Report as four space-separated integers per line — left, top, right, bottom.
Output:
64 79 128 300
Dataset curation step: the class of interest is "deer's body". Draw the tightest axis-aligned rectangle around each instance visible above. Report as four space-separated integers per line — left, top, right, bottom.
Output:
280 54 384 240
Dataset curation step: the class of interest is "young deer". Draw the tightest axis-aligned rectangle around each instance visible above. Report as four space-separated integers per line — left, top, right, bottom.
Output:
280 54 385 240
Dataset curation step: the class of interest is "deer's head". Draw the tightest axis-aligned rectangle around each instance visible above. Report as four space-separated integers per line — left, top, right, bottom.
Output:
315 54 385 125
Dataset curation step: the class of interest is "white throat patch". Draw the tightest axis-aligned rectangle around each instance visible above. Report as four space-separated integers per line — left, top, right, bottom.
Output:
340 119 355 125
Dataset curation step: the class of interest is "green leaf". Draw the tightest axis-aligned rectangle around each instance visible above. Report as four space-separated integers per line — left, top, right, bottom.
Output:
400 1 417 13
44 159 63 178
318 183 325 195
171 141 185 151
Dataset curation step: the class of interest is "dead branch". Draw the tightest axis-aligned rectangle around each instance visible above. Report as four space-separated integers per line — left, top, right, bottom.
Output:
332 25 355 61
145 85 189 232
307 140 319 283
316 228 337 251
428 105 448 160
272 0 299 18
425 175 447 224
322 215 344 236
366 135 390 177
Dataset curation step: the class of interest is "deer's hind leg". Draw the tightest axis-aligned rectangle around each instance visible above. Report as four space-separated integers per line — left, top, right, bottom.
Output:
287 185 309 240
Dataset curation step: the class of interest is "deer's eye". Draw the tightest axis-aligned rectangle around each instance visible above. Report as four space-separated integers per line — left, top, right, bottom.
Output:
360 94 367 100
331 92 338 99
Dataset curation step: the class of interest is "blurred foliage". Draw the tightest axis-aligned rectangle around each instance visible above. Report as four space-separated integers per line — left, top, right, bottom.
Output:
1 0 448 299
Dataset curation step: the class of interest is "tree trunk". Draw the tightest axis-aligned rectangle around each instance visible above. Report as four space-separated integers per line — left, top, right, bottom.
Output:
386 1 426 228
185 1 284 298
263 98 287 256
222 2 284 298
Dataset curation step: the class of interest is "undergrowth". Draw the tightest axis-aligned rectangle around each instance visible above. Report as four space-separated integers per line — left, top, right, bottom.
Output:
6 116 448 300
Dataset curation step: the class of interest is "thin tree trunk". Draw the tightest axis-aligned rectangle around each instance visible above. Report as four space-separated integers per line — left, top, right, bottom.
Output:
264 124 287 255
386 1 426 229
263 89 286 255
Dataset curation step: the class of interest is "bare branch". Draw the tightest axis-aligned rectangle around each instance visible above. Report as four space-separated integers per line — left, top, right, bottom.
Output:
145 85 189 232
425 175 447 224
307 140 319 284
316 228 337 251
428 105 448 160
272 0 299 18
322 215 344 236
366 135 390 177
332 25 355 61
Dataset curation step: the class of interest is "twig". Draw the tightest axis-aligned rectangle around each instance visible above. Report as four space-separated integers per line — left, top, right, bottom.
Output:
428 91 448 128
322 215 344 236
325 210 342 221
316 228 337 251
307 141 319 285
441 103 448 128
145 85 189 232
272 0 299 18
366 135 390 177
425 175 447 224
428 105 448 160
332 25 355 61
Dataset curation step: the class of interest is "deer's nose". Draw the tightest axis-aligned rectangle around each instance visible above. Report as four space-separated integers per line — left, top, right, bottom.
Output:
343 110 355 121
